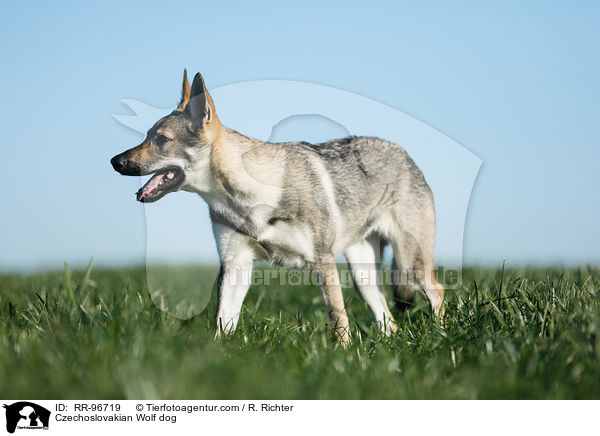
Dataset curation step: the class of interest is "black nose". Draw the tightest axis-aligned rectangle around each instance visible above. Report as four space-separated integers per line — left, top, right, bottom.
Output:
111 154 128 172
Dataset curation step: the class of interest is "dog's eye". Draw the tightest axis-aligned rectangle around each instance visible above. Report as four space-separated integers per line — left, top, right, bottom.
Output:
154 134 171 147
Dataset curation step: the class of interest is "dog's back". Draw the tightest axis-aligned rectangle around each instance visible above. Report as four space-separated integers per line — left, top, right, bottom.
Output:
270 135 434 254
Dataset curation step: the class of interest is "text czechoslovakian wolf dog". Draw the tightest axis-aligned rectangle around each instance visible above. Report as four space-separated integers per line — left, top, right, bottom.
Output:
111 70 445 345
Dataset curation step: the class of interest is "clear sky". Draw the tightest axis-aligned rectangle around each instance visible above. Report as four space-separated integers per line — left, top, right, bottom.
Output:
1 1 599 271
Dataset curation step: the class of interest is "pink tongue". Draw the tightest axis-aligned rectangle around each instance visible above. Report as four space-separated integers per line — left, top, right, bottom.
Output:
136 173 166 201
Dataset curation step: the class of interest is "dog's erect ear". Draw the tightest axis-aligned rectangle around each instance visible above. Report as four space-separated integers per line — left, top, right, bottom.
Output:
177 69 191 111
188 72 217 125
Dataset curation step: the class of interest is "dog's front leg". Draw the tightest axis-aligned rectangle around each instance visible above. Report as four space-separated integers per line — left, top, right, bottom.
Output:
212 222 257 338
214 263 253 336
316 254 351 346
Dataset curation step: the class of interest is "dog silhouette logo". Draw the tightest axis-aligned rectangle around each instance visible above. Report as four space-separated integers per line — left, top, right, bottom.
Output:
3 402 50 433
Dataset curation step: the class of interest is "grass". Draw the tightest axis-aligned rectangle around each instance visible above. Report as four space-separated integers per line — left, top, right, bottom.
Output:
0 263 599 399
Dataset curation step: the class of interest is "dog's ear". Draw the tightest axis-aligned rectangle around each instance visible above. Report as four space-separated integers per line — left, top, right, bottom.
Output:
177 69 191 111
188 72 217 125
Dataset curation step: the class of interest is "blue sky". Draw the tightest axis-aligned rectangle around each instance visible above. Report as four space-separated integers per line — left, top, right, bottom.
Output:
1 1 599 271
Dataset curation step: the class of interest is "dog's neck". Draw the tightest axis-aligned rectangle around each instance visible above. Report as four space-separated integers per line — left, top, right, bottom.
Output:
185 125 285 212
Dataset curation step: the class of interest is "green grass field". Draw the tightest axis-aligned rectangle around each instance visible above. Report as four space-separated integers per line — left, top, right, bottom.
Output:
1 264 599 399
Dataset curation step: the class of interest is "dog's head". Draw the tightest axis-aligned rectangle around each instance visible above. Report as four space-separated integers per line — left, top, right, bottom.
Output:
111 70 220 202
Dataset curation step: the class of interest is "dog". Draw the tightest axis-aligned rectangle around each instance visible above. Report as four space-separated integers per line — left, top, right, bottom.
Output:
111 70 445 344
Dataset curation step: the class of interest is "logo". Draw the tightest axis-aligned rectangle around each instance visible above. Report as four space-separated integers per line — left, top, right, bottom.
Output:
3 402 50 433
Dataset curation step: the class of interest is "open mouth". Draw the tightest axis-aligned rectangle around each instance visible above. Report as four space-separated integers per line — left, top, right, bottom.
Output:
136 168 185 203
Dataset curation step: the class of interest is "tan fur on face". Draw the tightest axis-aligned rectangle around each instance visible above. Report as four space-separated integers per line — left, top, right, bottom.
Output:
126 141 154 167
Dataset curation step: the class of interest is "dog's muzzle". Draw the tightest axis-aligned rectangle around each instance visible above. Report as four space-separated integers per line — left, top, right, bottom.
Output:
110 152 144 176
110 153 129 173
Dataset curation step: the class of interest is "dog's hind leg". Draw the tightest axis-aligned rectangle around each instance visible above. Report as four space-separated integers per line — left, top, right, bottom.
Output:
390 230 422 311
390 208 445 321
315 254 351 346
344 234 397 335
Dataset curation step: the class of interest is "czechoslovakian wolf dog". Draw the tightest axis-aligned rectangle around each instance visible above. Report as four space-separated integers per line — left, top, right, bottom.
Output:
111 70 445 345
